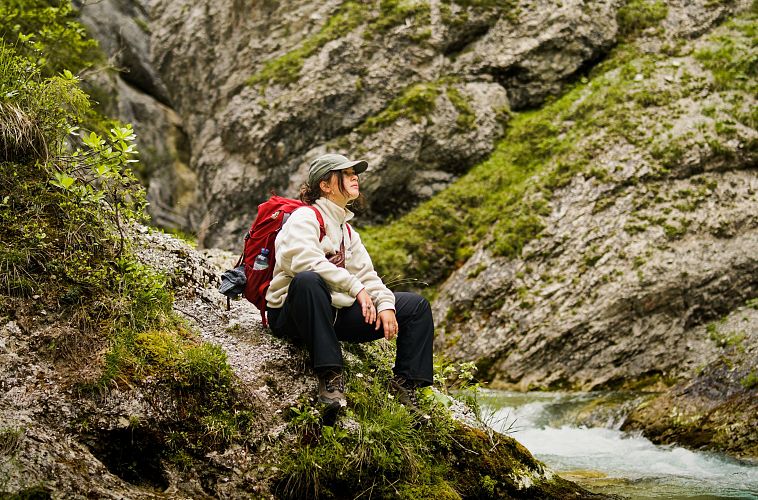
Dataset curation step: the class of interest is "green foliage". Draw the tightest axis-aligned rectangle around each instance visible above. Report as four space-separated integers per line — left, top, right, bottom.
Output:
617 0 668 38
0 45 90 161
275 344 449 499
0 10 250 460
273 343 549 499
103 326 254 449
0 0 102 77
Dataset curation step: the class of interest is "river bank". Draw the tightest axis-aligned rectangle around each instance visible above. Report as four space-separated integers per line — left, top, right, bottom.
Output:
479 390 758 499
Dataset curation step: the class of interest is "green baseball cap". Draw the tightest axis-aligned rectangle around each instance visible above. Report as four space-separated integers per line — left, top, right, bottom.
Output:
308 153 368 186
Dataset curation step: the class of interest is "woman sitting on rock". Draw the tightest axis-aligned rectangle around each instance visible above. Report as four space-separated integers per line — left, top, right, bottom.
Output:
265 153 434 412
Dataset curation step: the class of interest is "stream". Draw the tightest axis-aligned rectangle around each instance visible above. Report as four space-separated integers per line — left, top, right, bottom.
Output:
478 390 758 499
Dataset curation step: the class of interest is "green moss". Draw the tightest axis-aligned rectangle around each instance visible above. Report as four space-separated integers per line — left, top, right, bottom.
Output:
695 14 757 93
662 219 690 240
440 0 519 27
366 0 431 40
446 85 477 130
358 82 441 134
246 2 365 87
741 370 758 390
247 0 433 88
362 45 672 288
616 0 668 38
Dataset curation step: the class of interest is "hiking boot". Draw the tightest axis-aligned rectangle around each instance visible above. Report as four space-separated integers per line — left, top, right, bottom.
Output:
389 375 421 410
317 369 347 408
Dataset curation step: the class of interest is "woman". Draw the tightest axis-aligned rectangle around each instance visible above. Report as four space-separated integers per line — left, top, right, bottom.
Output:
265 153 434 411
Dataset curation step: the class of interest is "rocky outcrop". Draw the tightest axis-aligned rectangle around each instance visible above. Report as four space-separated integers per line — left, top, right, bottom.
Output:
622 305 758 458
76 0 196 232
0 229 602 498
0 231 307 497
431 4 757 455
77 0 624 248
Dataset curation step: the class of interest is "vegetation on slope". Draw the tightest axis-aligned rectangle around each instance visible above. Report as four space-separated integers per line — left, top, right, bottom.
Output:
270 343 588 499
246 0 518 88
0 0 254 465
0 3 593 497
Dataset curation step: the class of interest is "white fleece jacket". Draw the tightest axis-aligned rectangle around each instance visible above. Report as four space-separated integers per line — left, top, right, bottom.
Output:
265 197 395 312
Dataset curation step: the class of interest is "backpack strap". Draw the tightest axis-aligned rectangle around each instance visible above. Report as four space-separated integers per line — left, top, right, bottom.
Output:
307 206 352 242
305 205 327 241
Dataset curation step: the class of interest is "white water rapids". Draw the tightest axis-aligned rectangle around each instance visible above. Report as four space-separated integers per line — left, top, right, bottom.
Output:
478 390 758 499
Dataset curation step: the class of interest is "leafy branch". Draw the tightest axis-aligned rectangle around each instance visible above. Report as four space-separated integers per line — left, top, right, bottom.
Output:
49 124 145 256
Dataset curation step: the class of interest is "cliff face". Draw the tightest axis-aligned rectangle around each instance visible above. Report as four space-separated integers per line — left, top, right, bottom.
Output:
77 0 621 248
431 4 757 389
428 2 757 455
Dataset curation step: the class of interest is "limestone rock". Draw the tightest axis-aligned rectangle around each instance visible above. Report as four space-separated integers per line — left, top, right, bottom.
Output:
78 0 624 248
431 4 757 456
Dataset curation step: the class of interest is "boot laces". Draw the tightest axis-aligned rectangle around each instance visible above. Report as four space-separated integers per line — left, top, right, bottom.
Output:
394 376 419 408
406 386 420 407
325 371 344 393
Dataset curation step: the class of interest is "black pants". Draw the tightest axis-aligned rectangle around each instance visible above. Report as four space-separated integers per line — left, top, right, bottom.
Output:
267 271 434 386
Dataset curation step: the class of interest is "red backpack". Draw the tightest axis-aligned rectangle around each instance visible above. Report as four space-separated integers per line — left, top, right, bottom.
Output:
239 196 326 326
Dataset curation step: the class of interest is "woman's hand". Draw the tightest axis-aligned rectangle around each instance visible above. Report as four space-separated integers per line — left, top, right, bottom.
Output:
375 310 398 340
356 289 376 324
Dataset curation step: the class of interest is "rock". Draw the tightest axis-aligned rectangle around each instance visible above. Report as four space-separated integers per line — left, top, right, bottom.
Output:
621 306 758 458
77 0 627 248
431 6 757 456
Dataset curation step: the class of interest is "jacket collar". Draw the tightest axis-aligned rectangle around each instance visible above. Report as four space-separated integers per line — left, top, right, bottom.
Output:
314 197 355 224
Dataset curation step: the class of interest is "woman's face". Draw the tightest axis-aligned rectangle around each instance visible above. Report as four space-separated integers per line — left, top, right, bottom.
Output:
322 168 360 206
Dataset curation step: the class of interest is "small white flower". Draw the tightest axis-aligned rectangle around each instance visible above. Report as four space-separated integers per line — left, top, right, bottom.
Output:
356 373 364 378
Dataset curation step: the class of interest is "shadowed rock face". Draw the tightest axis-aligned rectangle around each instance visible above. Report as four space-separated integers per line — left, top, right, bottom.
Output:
77 0 620 248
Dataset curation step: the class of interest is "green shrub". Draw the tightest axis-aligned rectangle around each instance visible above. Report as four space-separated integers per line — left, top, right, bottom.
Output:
271 343 560 499
0 0 102 77
0 7 252 458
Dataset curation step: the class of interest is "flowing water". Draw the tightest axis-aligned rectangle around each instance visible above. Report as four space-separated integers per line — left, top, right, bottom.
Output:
478 390 758 499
